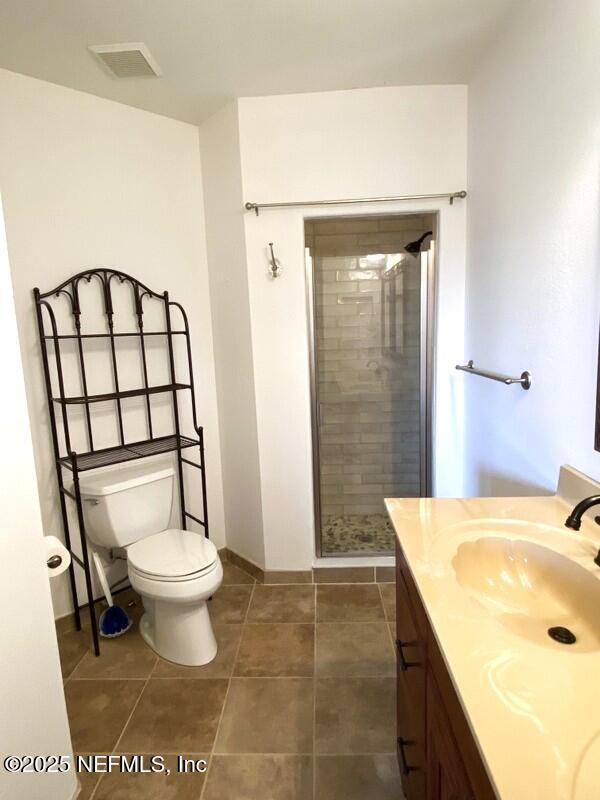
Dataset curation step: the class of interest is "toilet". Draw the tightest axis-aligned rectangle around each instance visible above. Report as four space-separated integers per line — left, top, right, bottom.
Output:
79 463 222 666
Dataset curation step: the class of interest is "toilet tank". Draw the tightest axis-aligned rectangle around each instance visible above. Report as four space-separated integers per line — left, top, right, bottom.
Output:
78 464 174 549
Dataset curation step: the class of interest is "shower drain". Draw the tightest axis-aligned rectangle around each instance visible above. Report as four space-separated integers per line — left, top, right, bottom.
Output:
547 626 577 645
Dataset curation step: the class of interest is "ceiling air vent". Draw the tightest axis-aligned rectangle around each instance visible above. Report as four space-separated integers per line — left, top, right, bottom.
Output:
88 43 162 78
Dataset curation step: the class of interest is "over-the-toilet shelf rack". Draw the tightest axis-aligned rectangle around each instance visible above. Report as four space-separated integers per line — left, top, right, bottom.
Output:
34 268 210 657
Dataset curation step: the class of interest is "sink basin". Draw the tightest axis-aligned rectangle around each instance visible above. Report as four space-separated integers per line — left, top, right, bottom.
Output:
452 536 600 651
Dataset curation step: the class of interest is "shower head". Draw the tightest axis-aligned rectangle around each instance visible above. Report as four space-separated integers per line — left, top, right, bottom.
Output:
405 231 432 254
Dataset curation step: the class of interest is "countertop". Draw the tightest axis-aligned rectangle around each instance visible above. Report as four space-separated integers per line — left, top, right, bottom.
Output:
385 468 600 800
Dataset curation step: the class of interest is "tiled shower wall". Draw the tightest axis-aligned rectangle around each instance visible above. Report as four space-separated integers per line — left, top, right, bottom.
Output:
306 214 434 542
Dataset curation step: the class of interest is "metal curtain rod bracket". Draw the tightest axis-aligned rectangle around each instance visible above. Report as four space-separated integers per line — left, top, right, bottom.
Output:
244 190 467 216
456 360 532 390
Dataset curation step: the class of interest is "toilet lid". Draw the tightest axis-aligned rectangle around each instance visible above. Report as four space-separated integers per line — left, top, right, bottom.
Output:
127 529 217 579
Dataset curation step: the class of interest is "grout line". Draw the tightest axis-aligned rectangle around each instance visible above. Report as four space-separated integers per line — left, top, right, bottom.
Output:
312 582 317 800
109 655 159 754
199 581 256 798
64 646 92 680
78 618 159 800
378 583 397 651
223 579 396 587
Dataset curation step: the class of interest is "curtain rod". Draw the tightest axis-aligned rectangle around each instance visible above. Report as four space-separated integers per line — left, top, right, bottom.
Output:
244 190 467 215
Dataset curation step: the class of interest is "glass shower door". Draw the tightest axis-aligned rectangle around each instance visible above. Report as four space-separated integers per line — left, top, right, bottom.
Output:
306 214 433 556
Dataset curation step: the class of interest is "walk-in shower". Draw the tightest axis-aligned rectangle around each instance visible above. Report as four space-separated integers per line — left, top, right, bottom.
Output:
306 213 435 556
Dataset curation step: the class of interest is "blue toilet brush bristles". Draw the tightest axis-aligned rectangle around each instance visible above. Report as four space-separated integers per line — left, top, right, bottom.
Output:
99 603 133 638
93 551 133 638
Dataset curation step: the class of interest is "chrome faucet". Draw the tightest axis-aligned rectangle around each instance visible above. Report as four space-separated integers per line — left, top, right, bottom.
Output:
564 495 600 567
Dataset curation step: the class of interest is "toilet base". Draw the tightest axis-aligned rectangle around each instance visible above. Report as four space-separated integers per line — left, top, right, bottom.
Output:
139 598 218 667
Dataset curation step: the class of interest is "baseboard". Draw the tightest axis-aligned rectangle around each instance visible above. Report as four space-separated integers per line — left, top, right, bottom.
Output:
222 547 395 584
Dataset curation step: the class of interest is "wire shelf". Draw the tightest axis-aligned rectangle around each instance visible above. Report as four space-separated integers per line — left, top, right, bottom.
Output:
53 382 191 405
59 434 199 471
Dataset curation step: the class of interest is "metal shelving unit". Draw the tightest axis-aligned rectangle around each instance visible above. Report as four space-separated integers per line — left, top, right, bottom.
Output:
34 268 210 656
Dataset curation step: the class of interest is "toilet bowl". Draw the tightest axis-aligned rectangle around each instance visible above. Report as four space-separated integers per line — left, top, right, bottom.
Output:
79 464 222 667
128 529 223 666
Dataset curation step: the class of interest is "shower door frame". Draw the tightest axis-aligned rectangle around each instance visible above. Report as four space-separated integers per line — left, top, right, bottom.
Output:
305 212 437 559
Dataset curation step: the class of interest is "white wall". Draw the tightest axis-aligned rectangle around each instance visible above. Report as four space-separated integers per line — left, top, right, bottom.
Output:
236 86 468 569
199 103 265 568
0 196 76 800
465 0 600 495
0 69 226 618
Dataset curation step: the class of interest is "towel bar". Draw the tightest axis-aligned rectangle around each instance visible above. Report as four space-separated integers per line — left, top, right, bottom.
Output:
456 360 531 390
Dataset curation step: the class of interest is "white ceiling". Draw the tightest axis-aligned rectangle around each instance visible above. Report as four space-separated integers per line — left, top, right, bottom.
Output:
0 0 516 124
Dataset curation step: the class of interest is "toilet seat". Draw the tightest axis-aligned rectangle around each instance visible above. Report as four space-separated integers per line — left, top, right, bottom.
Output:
127 529 217 583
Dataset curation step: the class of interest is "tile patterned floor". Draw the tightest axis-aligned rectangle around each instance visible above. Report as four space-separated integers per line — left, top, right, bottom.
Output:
58 562 402 799
321 514 396 554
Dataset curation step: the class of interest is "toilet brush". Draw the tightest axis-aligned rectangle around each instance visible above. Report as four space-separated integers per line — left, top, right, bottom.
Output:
92 551 133 638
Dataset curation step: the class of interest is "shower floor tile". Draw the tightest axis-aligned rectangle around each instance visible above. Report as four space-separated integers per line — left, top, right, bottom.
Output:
321 514 395 554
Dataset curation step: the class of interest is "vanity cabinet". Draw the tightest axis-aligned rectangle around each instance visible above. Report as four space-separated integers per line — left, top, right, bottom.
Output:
395 539 497 800
426 673 474 800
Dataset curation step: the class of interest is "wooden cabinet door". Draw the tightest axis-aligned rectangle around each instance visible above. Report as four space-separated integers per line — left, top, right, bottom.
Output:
396 541 427 800
427 673 475 800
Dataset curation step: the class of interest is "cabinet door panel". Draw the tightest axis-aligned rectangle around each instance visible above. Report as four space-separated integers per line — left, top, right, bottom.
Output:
396 539 427 800
397 663 427 800
427 673 474 800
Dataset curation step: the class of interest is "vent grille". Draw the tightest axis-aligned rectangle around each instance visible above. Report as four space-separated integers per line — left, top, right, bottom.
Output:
89 43 162 78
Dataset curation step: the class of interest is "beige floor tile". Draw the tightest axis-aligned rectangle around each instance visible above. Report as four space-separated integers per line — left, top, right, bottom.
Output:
315 754 402 799
313 566 374 583
92 754 208 799
203 755 313 800
316 623 395 676
65 680 145 753
118 679 228 752
70 627 157 679
264 570 313 584
56 627 89 678
315 677 396 753
235 624 314 677
375 566 396 583
209 585 253 624
222 562 255 585
379 584 396 621
153 624 242 678
73 757 102 800
215 678 314 754
316 584 385 622
246 585 315 623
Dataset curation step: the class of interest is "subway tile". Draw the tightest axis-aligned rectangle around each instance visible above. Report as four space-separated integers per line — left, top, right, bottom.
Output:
320 281 358 294
333 219 380 234
343 484 384 495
